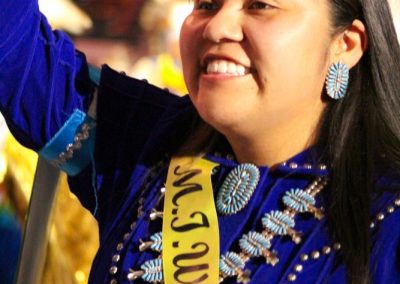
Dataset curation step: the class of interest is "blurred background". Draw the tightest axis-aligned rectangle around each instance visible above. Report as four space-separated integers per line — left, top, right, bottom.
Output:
0 1 191 284
0 1 399 284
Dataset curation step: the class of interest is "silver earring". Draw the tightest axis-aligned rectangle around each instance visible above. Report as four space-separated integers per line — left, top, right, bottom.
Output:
325 61 349 100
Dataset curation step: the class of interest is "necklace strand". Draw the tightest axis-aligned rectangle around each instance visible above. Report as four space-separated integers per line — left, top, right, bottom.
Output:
126 176 328 283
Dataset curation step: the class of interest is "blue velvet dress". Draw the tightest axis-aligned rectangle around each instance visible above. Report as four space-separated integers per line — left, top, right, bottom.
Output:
1 0 399 283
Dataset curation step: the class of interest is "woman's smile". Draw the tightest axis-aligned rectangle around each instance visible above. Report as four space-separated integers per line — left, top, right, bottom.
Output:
180 0 330 162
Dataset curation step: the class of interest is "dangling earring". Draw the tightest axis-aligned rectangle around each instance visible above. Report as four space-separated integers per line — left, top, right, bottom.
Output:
325 61 349 100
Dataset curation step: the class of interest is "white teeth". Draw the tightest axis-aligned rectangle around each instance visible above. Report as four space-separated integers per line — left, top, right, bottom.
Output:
237 65 245 76
206 60 249 75
211 62 218 73
218 61 228 73
227 62 236 73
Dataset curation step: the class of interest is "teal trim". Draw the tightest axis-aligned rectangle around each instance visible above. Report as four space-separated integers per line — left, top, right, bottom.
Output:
89 64 101 86
38 109 96 176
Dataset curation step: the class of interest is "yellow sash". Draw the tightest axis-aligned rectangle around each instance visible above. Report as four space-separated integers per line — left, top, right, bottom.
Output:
163 156 220 284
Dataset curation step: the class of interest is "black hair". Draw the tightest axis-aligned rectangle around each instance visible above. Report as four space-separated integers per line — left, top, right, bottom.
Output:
322 0 400 283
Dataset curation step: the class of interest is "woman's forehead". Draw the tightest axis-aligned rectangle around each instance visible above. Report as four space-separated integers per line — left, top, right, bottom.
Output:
189 0 324 8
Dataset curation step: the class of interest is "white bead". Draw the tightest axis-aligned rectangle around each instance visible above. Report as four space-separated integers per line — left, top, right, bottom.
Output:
300 254 309 261
109 266 118 275
116 243 124 251
294 264 303 272
311 251 320 259
322 246 331 255
288 274 297 281
333 243 341 250
319 164 327 170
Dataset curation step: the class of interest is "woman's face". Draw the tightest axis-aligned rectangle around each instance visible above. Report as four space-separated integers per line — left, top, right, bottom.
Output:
180 0 333 139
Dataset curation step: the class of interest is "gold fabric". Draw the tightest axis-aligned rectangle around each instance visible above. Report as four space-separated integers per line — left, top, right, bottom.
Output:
3 132 99 284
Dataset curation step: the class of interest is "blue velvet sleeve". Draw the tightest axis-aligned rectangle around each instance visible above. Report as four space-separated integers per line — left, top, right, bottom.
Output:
0 0 93 152
67 65 195 220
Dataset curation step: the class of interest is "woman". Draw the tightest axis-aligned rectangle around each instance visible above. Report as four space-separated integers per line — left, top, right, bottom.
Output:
1 0 400 283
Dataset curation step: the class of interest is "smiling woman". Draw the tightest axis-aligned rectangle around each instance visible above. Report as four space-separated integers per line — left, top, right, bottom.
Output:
0 0 400 283
181 0 338 165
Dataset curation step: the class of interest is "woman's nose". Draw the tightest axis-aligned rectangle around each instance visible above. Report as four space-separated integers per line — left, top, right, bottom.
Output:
202 8 244 43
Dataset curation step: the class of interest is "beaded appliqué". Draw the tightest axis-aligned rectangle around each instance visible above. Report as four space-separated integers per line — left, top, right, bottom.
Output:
52 121 96 167
217 163 260 215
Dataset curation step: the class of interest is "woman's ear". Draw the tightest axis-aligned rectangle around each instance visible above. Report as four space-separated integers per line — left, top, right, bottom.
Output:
331 19 368 68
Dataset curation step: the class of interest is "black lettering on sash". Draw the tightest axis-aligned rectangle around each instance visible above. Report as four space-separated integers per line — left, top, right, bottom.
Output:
171 211 210 232
173 242 210 284
172 166 203 206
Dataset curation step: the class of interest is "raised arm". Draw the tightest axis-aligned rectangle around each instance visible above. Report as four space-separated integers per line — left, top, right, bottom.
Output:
0 0 94 174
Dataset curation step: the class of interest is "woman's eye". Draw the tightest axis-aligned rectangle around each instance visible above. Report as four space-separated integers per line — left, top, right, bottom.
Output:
248 1 273 9
196 1 218 10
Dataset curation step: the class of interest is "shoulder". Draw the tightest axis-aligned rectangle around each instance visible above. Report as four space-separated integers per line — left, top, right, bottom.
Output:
98 64 191 110
369 171 400 283
96 65 197 167
370 166 400 238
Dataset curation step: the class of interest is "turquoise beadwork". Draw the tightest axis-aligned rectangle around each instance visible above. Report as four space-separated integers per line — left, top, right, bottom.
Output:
141 258 163 283
262 210 295 235
129 177 327 284
239 231 271 257
283 188 316 213
216 163 260 215
220 252 246 277
150 232 163 252
326 61 349 100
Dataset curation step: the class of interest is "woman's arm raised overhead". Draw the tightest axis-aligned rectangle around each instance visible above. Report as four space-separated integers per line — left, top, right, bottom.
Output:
0 0 96 175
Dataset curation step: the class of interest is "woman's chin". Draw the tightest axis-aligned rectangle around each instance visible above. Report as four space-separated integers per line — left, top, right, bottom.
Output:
196 105 245 135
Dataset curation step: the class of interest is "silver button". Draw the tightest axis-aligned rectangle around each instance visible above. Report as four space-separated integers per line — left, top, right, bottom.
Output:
109 266 118 275
112 254 120 262
333 243 341 250
322 246 331 255
377 213 385 221
294 264 303 272
288 273 297 281
311 251 320 259
300 254 309 261
116 243 124 251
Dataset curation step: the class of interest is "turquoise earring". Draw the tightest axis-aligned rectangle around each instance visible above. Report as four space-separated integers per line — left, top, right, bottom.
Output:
325 61 349 100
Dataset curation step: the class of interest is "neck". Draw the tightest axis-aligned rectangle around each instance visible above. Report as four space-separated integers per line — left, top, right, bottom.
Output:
224 113 323 167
